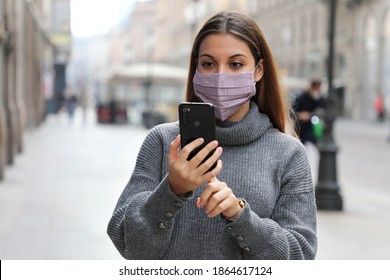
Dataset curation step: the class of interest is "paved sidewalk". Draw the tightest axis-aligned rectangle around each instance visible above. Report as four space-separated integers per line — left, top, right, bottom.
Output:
0 109 389 259
0 110 139 259
311 119 390 259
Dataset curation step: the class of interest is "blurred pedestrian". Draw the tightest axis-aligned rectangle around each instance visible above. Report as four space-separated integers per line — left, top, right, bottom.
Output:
108 11 317 260
64 86 77 124
374 94 385 123
293 80 326 145
79 87 89 125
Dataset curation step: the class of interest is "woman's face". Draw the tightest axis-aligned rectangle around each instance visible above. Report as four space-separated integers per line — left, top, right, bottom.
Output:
197 33 263 81
196 33 263 122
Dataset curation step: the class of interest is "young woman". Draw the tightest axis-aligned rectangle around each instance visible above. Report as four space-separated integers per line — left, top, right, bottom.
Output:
107 11 317 260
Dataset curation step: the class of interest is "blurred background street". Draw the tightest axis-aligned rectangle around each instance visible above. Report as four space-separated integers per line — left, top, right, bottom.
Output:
0 109 389 259
1 0 390 260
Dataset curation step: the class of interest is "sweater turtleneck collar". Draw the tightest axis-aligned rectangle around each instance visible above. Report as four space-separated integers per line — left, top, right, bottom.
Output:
215 101 274 146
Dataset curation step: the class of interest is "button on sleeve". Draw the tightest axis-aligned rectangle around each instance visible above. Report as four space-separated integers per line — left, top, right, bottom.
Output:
174 201 183 208
243 247 251 252
235 235 244 242
165 212 174 218
158 222 166 230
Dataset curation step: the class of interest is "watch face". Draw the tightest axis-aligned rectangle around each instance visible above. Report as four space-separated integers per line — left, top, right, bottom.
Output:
238 199 245 208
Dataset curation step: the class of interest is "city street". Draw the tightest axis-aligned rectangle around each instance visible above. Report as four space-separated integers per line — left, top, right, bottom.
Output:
0 108 389 260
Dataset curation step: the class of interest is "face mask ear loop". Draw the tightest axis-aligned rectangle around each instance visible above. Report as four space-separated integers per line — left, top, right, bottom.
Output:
253 61 262 83
253 60 261 72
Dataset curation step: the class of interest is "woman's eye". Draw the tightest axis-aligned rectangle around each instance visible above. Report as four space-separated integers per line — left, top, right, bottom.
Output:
230 62 244 68
200 61 214 68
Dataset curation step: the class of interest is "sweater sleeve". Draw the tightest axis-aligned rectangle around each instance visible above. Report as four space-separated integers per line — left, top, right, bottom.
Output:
107 126 190 259
223 143 317 260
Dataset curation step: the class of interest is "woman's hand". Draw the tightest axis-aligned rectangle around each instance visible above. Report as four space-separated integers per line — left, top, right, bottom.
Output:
168 135 223 196
196 177 243 219
298 111 311 121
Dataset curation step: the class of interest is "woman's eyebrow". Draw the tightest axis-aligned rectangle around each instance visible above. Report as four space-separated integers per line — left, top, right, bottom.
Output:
228 54 248 59
199 54 214 59
198 53 248 59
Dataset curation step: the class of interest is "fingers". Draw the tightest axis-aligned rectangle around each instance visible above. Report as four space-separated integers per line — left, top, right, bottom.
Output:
196 197 202 208
168 136 223 197
198 159 222 183
197 179 239 218
198 178 223 207
168 136 222 196
197 146 223 174
182 139 222 176
206 188 235 218
190 140 218 163
180 138 205 161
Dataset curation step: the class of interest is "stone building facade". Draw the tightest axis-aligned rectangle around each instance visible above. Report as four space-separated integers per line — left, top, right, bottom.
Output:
124 0 390 120
248 0 390 119
0 0 70 180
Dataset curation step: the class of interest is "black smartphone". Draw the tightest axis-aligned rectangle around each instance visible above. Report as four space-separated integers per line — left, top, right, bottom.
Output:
178 102 217 171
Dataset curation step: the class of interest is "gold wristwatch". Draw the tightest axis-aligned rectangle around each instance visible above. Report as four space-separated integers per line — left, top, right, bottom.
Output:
237 198 245 208
220 198 245 223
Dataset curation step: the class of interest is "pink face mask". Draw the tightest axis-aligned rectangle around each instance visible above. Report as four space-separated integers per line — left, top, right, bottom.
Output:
193 69 258 121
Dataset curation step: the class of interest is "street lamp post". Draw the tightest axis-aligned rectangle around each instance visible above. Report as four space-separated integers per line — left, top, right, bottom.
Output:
316 0 343 210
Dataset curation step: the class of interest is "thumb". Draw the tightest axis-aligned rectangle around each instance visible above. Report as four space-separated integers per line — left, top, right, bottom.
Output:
168 135 181 164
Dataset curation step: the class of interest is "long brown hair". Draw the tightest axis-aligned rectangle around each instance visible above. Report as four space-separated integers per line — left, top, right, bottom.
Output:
186 11 296 136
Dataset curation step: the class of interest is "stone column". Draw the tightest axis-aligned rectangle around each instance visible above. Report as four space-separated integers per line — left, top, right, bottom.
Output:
14 0 26 153
4 0 19 164
0 0 7 179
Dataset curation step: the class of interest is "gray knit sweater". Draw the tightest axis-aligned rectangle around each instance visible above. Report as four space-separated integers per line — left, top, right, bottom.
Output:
107 102 317 260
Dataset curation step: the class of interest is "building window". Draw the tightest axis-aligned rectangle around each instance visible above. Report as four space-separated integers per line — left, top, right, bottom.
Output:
300 14 306 48
362 13 378 119
311 10 319 47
